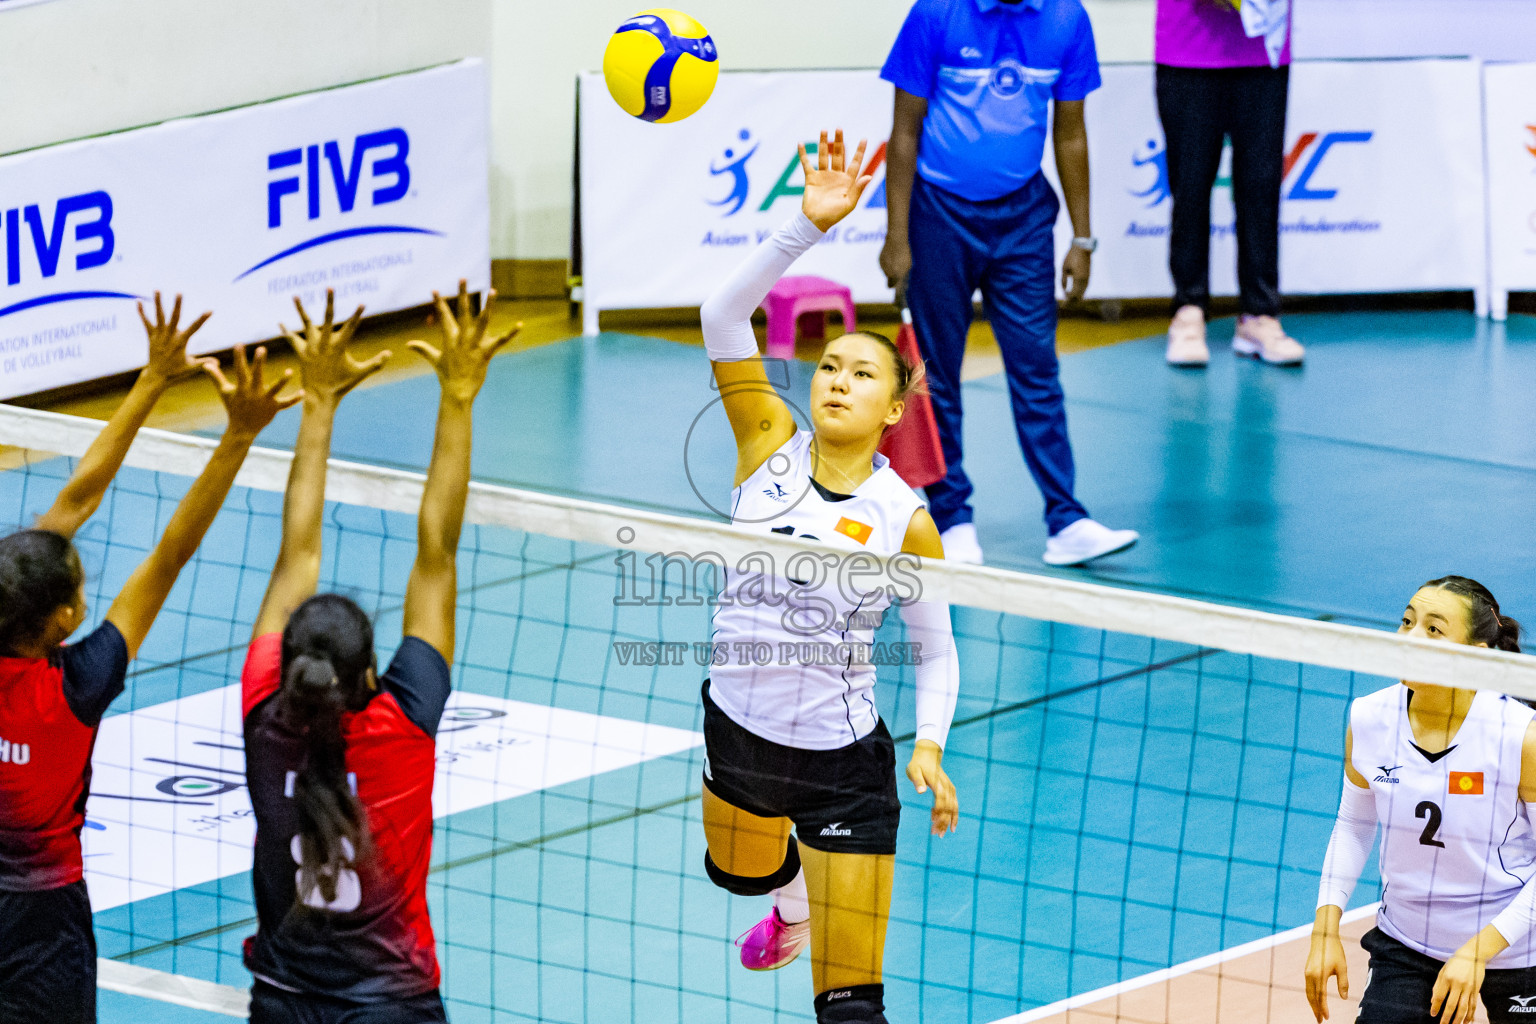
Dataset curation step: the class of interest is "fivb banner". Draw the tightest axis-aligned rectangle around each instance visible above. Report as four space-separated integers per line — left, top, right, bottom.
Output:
0 59 489 400
1484 62 1536 322
579 61 1485 330
1045 59 1486 306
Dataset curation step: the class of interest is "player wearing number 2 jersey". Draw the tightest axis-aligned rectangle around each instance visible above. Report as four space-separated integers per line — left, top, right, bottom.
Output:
1307 577 1536 1024
240 287 517 1024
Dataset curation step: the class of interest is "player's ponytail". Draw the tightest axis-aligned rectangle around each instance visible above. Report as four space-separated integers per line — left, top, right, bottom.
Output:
0 530 83 654
1423 575 1521 654
278 594 377 909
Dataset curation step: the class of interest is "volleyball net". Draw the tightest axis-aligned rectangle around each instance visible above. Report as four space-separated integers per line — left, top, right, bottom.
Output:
5 403 1536 1023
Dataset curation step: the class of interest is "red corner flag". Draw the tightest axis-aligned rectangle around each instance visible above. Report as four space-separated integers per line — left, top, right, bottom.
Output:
878 309 947 490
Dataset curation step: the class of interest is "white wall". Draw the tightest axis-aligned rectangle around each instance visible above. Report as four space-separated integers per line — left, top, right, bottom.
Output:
0 0 490 154
7 0 1518 264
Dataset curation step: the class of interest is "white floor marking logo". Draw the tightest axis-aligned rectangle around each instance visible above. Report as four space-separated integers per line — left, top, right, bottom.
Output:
82 685 702 910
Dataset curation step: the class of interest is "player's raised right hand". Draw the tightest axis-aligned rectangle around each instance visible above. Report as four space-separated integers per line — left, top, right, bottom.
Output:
800 129 874 234
280 289 390 403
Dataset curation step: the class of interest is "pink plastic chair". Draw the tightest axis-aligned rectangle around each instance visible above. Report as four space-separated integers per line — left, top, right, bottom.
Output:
761 275 857 360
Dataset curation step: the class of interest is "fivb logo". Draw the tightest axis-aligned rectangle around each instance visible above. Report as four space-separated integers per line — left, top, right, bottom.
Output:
266 128 410 229
709 131 888 218
1 192 114 287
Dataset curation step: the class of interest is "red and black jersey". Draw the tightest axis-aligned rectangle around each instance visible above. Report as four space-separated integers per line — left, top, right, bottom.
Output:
241 632 450 1002
0 622 128 892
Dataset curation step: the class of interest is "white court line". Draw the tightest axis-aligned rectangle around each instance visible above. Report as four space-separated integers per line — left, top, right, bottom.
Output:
986 904 1380 1024
98 959 250 1017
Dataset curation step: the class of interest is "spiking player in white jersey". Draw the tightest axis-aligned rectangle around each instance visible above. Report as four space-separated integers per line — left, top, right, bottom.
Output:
694 129 960 1024
1308 576 1536 1024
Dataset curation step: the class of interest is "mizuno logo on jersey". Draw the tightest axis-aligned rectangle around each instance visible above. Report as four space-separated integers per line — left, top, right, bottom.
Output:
834 517 873 545
1450 771 1484 795
762 482 791 503
1510 995 1536 1011
820 822 852 837
1374 765 1402 783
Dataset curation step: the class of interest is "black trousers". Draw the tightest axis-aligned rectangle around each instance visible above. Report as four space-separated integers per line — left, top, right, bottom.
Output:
1155 63 1289 317
1358 927 1536 1024
0 882 97 1024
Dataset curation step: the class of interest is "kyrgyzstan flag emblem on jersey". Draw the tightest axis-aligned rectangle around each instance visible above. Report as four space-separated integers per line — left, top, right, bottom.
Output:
1449 771 1484 795
835 517 874 545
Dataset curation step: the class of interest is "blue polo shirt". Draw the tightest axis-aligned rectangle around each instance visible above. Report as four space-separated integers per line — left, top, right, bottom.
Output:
881 0 1101 201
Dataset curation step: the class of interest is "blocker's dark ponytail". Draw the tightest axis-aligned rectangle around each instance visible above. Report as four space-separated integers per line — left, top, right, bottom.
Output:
1423 575 1521 653
278 593 376 908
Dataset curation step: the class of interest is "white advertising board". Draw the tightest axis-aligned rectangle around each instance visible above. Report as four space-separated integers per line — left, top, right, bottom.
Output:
83 684 702 910
1484 62 1536 321
579 69 895 335
1048 59 1487 307
0 59 489 399
578 60 1486 329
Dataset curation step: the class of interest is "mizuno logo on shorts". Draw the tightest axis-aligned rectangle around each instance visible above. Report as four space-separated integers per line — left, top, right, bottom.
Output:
1511 995 1536 1011
820 822 852 837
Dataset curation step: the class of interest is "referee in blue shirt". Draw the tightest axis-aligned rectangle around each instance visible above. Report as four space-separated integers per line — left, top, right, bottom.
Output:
880 0 1138 567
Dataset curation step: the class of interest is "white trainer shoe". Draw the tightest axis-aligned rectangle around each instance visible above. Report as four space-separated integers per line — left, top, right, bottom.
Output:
939 523 983 565
1042 518 1139 566
1165 305 1209 367
1232 315 1304 365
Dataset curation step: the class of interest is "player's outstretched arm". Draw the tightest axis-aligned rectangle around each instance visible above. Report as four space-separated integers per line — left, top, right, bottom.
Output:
35 293 212 539
899 507 959 836
107 346 301 657
401 281 518 661
699 128 874 487
251 292 389 639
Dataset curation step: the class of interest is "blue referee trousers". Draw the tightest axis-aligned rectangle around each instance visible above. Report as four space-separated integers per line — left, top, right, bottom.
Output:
907 172 1089 536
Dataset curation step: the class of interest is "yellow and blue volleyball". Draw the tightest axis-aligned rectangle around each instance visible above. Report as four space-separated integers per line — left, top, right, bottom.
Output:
602 9 719 124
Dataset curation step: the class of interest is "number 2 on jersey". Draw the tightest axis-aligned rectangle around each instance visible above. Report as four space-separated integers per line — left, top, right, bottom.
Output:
1416 800 1446 848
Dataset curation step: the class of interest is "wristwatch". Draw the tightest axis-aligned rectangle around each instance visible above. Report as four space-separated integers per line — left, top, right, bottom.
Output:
1070 236 1098 253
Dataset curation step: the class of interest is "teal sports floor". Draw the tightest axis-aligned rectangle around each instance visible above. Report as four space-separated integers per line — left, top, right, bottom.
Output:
22 309 1534 1022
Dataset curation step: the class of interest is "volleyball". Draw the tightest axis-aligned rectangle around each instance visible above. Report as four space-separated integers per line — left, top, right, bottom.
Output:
602 9 719 123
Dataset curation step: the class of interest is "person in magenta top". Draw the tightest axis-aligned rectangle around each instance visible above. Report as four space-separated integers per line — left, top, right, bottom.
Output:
1156 0 1306 369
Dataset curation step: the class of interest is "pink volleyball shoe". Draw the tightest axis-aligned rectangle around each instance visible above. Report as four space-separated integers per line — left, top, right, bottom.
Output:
735 907 811 971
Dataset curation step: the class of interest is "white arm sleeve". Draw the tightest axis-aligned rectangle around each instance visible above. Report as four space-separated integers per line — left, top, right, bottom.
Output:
1316 779 1377 911
901 597 959 750
699 212 825 362
1490 802 1536 945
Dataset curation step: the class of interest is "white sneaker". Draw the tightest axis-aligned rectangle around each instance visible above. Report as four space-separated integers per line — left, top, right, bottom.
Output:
1232 315 1304 365
1165 305 1209 367
1042 518 1139 566
940 523 983 565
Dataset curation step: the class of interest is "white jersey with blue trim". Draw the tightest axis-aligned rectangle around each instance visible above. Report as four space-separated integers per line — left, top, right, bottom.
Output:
1350 684 1536 966
708 430 926 751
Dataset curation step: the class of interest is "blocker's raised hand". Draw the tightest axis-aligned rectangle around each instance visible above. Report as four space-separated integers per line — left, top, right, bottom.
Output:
408 279 521 403
800 128 874 233
203 344 303 438
138 292 213 386
280 289 390 403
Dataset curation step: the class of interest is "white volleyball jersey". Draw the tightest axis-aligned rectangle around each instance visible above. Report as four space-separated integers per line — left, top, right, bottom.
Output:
1350 684 1536 966
708 431 926 751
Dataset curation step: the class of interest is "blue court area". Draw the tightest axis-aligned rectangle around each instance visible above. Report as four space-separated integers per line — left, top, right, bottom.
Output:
10 309 1533 1021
